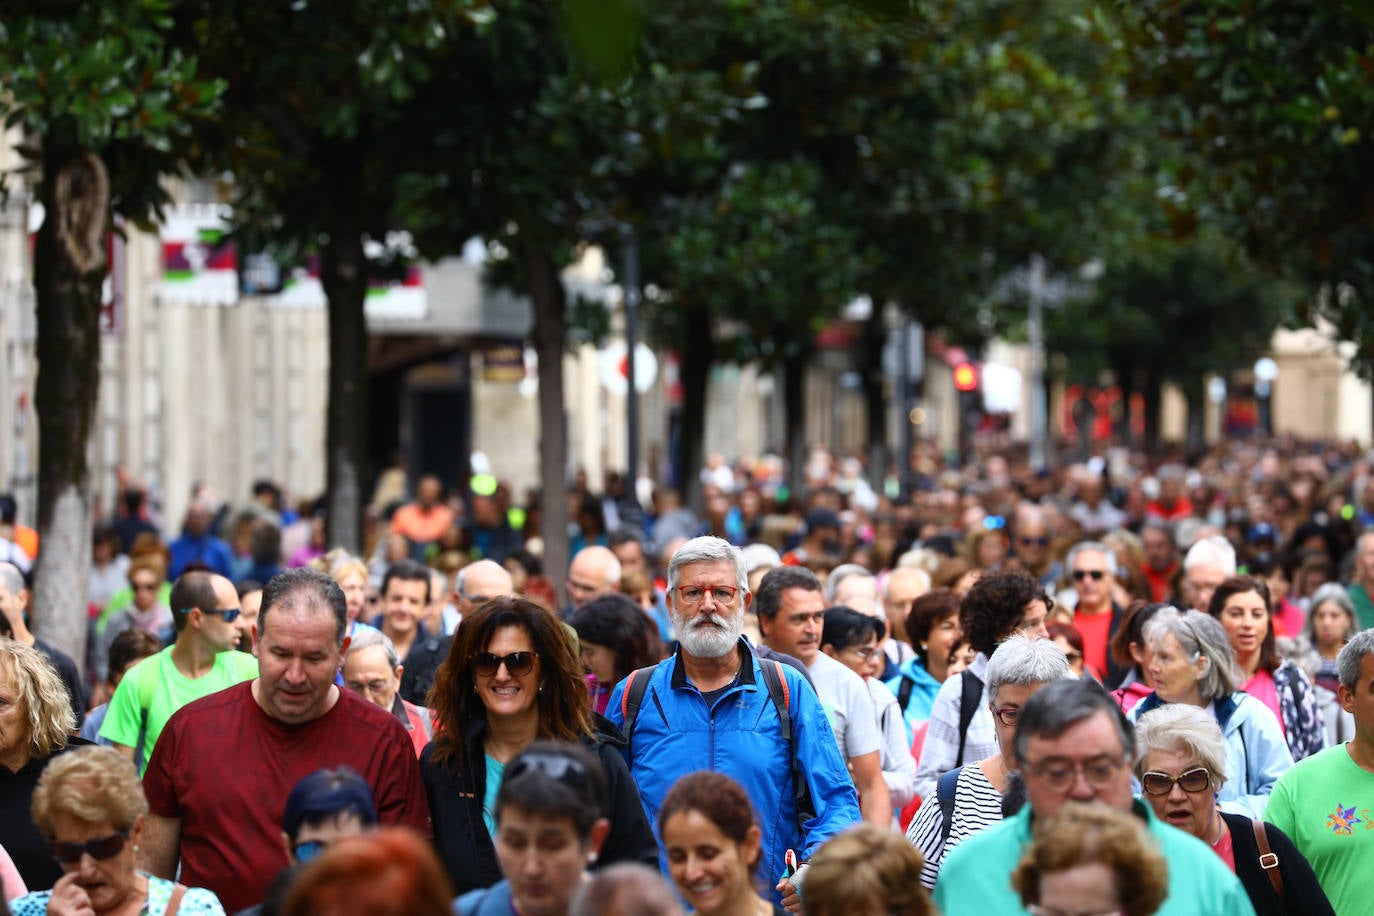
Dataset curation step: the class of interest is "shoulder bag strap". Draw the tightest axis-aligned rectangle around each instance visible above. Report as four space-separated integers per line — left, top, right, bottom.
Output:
165 882 188 916
1251 818 1283 898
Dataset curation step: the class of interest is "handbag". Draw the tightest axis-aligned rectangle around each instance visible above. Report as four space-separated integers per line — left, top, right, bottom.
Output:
1250 819 1283 898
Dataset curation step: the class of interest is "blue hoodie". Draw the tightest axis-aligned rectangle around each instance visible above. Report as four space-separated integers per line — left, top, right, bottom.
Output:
885 657 943 743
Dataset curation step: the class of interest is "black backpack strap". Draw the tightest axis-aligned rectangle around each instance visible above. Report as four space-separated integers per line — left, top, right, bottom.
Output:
937 766 962 848
954 668 983 767
759 659 818 827
897 674 915 712
619 665 657 752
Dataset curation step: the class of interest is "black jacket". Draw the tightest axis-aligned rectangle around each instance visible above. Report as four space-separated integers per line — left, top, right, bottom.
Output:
1221 812 1335 916
399 633 453 706
420 712 659 894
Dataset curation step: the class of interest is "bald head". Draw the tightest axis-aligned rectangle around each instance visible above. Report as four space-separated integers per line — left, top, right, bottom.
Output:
457 559 515 613
566 546 621 609
882 566 930 640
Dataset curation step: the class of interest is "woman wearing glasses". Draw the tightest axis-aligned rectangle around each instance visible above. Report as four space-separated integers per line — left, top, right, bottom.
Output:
1126 606 1293 818
905 634 1073 888
1134 704 1333 916
421 597 656 894
821 607 916 813
10 745 224 915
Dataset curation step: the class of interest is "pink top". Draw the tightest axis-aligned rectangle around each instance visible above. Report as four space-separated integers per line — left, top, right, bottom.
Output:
1242 668 1285 735
1272 599 1305 639
1211 820 1236 872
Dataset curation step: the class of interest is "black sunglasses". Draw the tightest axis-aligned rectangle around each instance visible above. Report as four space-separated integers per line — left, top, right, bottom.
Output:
1072 570 1105 581
49 831 129 864
473 651 537 677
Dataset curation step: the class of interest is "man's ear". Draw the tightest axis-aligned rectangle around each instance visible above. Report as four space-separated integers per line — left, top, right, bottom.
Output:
757 613 772 639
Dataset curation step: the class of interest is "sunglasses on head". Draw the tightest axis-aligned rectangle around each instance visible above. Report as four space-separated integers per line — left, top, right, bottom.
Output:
48 831 129 864
473 650 537 677
506 751 591 792
1072 570 1105 581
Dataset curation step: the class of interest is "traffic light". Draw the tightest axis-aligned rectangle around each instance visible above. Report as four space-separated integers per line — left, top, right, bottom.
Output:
953 361 978 392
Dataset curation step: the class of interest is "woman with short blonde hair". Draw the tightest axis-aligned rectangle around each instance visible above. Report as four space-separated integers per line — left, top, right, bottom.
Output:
804 824 933 916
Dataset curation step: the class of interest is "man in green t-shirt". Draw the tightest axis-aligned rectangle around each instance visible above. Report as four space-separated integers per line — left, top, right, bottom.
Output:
1266 629 1374 915
1346 532 1374 630
100 570 258 772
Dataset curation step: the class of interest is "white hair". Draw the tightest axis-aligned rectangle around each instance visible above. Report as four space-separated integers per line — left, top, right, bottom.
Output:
1182 535 1236 576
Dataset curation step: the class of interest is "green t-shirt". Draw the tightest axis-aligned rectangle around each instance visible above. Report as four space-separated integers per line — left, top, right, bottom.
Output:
1347 584 1374 631
1265 743 1374 916
99 646 259 774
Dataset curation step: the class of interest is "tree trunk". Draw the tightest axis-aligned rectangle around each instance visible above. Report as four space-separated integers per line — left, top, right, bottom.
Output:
1142 365 1163 457
320 151 370 554
676 302 713 515
525 247 570 583
1113 358 1136 449
31 149 108 664
783 349 808 499
1183 382 1206 456
861 310 887 493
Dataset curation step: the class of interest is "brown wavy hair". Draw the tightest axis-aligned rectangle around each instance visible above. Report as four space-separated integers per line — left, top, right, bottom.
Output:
427 597 591 769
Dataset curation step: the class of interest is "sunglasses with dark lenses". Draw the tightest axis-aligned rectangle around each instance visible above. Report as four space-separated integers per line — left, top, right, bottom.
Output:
473 651 537 677
1019 536 1049 547
179 606 242 623
506 751 591 792
1141 767 1212 796
48 831 129 864
292 840 329 863
1072 570 1105 581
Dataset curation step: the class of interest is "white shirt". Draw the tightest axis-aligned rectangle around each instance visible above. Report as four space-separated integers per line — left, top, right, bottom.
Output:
868 677 917 807
806 651 883 762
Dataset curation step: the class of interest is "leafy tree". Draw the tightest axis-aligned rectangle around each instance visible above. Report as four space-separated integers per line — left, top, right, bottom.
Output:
1122 0 1374 371
0 0 221 658
173 0 479 552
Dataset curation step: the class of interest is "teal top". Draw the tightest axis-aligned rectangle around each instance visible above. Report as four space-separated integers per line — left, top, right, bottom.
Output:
482 754 506 837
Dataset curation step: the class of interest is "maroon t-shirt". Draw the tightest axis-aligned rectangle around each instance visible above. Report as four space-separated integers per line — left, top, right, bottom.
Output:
143 681 431 912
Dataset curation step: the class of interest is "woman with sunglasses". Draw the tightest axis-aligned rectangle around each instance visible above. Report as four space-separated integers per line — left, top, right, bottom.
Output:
455 742 610 916
1134 704 1334 916
422 597 656 895
10 745 224 915
1126 606 1293 818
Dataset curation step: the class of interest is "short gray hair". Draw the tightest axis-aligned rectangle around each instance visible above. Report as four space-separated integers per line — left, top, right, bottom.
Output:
825 564 875 603
0 562 25 598
1338 629 1374 691
986 633 1075 700
1134 704 1227 790
1065 541 1118 578
346 626 400 671
1013 679 1135 765
666 536 748 597
1183 535 1236 575
1307 583 1358 648
1142 606 1239 700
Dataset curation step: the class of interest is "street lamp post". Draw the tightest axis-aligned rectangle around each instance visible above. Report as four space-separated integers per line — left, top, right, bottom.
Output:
1026 254 1049 471
621 225 641 487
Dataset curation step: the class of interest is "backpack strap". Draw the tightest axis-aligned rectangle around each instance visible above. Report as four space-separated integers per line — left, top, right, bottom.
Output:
758 659 817 827
897 674 915 712
937 766 962 848
619 665 657 750
954 668 982 767
1251 818 1283 898
165 882 188 915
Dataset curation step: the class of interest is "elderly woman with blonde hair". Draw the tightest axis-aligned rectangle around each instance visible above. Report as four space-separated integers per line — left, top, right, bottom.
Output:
1 641 80 892
9 745 225 915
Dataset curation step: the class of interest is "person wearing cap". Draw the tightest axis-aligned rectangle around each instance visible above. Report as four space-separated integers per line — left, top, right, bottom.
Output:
782 507 843 568
100 571 257 773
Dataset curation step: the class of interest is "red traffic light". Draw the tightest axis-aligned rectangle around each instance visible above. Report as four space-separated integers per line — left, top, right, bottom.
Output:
953 361 978 392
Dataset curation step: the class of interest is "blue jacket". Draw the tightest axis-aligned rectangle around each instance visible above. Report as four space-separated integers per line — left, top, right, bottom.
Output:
167 532 234 580
1130 690 1293 819
607 639 860 893
885 657 942 742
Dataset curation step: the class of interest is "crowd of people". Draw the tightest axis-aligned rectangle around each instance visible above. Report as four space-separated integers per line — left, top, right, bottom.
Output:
1 436 1374 914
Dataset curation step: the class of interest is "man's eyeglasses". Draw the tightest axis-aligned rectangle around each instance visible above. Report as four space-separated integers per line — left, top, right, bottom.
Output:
1141 766 1212 796
462 593 496 606
1072 569 1105 582
473 650 537 677
292 839 331 864
48 831 129 864
1019 536 1049 547
179 606 242 623
676 585 739 606
1027 906 1122 916
347 679 393 696
1023 755 1125 791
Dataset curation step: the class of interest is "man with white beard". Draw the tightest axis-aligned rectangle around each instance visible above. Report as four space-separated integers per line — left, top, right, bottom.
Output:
607 536 861 914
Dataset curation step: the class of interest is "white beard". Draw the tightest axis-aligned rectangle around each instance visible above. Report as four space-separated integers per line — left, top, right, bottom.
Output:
674 608 743 658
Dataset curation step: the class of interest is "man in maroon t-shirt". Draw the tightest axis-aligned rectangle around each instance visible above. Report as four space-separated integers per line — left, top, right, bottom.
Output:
141 567 430 912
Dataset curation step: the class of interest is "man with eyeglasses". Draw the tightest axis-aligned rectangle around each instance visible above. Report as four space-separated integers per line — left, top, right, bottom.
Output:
933 678 1253 915
100 570 257 772
607 537 861 913
140 567 429 912
1066 540 1127 688
758 565 892 829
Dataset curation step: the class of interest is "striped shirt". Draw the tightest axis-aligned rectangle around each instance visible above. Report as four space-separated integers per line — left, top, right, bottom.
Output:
912 652 998 802
905 763 1004 889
